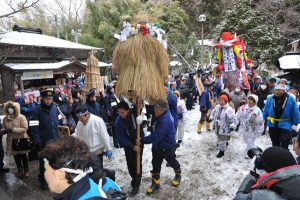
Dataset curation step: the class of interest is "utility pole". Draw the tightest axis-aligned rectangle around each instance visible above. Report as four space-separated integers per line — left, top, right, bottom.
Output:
55 15 60 38
198 14 206 69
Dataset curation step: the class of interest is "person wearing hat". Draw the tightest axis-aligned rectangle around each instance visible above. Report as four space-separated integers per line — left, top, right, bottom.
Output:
31 89 64 190
263 84 300 149
234 146 300 200
73 105 112 169
84 89 102 118
236 94 264 158
197 82 216 134
209 95 237 158
142 99 181 195
105 84 121 148
268 77 277 94
229 83 247 112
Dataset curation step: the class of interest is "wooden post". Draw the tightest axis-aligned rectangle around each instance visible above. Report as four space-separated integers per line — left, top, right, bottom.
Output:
136 97 142 175
19 76 25 97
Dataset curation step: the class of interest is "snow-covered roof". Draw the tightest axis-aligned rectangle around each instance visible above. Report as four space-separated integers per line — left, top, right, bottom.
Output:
289 39 300 45
5 61 73 71
278 54 300 70
0 31 103 50
5 60 111 71
81 61 112 67
170 61 182 67
198 39 214 47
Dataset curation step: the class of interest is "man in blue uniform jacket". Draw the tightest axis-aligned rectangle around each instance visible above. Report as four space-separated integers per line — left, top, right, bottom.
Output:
31 89 63 190
142 99 181 195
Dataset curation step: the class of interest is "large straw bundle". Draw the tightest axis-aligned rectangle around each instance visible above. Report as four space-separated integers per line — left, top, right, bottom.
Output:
84 52 102 92
112 33 169 102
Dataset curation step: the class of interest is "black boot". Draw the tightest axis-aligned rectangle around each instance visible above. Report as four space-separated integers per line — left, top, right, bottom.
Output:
171 169 181 187
216 150 225 158
146 173 160 195
129 186 139 196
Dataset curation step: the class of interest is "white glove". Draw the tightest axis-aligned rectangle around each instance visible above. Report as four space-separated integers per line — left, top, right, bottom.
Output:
136 115 145 125
144 131 151 137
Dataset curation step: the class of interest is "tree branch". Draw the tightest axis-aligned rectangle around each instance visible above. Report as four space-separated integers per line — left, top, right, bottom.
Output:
0 0 40 19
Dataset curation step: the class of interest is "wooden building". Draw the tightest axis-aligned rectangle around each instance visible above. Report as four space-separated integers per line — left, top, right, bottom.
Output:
0 27 110 102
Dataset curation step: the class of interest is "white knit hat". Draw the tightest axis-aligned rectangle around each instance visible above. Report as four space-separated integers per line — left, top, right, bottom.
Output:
248 94 259 103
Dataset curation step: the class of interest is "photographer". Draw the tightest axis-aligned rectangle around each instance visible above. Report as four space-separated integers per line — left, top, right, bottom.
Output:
233 146 300 200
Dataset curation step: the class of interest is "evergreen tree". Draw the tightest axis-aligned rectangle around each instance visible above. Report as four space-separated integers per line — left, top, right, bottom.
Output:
214 0 284 66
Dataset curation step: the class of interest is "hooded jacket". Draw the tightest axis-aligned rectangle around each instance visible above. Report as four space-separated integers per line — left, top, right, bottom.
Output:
234 165 300 200
3 101 29 155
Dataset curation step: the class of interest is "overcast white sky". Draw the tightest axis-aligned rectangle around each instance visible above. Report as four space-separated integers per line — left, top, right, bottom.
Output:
0 0 86 18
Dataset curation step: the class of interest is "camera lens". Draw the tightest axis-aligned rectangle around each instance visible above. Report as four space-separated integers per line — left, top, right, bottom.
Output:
247 147 263 159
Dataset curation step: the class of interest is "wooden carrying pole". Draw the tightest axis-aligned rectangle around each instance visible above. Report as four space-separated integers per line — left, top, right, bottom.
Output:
112 31 169 176
135 98 142 175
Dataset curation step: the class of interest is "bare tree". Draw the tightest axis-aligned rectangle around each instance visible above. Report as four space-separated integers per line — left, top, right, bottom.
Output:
0 0 40 18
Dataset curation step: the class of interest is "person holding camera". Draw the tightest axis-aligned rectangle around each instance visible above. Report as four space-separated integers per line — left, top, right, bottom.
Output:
263 84 300 149
236 94 264 158
234 146 300 200
209 95 237 158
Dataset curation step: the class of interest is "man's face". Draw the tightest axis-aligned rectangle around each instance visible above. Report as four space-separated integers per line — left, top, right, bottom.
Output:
154 106 164 117
274 89 285 97
254 78 261 84
118 108 129 119
279 80 287 85
77 114 89 123
89 96 96 102
42 97 53 106
269 81 275 87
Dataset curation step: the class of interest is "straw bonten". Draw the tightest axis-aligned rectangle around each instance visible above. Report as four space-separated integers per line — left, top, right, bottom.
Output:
112 33 169 103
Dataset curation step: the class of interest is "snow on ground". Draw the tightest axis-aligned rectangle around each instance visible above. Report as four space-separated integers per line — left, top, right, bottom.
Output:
105 104 273 200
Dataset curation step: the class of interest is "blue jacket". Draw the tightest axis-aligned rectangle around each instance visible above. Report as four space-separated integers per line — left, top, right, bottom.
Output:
167 92 179 129
200 89 214 111
53 176 102 200
85 101 102 118
31 103 62 145
16 97 33 120
115 108 144 148
143 110 176 149
263 94 300 131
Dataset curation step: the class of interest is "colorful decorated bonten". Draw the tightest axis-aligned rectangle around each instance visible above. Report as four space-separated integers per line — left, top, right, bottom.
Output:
214 32 253 92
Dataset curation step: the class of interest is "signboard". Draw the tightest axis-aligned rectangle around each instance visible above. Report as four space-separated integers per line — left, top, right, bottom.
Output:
21 71 53 80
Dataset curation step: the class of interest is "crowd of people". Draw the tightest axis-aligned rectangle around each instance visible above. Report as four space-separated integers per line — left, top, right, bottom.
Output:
0 69 299 199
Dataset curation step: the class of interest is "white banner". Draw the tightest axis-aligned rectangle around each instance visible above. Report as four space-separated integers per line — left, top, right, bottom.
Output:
21 71 53 80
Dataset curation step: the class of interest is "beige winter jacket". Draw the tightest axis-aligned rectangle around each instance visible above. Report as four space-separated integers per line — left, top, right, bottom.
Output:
3 101 29 155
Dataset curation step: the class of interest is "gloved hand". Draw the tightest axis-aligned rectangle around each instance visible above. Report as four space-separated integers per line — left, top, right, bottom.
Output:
136 115 144 125
35 143 42 152
106 150 112 158
136 115 147 125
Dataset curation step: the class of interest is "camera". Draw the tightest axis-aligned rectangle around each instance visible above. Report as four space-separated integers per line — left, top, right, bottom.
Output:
247 147 264 171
